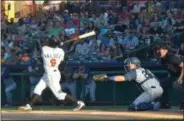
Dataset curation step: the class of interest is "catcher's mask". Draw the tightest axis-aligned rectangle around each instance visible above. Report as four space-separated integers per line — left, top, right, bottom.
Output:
124 57 141 72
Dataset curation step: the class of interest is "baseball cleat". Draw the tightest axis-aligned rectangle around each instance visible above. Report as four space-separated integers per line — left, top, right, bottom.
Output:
18 104 32 111
73 101 85 111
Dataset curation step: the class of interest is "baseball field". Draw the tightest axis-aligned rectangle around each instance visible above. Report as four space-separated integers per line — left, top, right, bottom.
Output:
1 106 184 120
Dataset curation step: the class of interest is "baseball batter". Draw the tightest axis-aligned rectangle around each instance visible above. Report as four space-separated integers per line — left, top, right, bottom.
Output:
18 37 85 111
94 57 163 111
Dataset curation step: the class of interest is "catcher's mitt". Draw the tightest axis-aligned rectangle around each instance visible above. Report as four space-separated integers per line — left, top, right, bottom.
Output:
93 74 108 81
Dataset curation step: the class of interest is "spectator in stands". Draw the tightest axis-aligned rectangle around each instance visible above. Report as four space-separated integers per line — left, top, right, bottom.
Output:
65 20 76 39
123 31 139 50
89 13 97 23
98 44 111 60
72 13 79 28
108 11 118 25
96 13 106 29
63 9 72 23
177 42 184 55
28 58 41 97
112 39 123 59
87 22 95 32
61 66 76 99
80 12 89 32
75 40 89 55
132 1 142 13
50 20 64 38
162 11 176 29
173 18 184 33
19 52 31 65
149 22 163 37
74 64 96 102
17 18 26 35
88 37 99 54
2 48 18 106
99 34 111 47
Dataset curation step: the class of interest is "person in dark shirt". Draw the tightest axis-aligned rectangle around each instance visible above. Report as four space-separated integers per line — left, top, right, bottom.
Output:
177 42 184 55
149 23 163 37
80 66 96 102
61 66 76 99
73 64 96 102
173 19 184 33
154 43 184 110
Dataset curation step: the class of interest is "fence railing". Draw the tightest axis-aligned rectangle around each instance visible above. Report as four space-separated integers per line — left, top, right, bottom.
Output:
1 68 168 105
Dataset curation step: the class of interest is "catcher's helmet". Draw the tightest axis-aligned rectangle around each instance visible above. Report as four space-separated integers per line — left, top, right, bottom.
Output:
124 57 141 72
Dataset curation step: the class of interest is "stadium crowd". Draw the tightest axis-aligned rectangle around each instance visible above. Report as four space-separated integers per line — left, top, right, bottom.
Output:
1 0 184 107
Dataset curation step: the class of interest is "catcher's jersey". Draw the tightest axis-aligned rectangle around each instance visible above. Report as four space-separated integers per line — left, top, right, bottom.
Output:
124 68 161 91
42 46 64 73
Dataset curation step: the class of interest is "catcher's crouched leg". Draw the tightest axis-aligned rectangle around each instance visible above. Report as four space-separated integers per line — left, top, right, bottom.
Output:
128 103 156 111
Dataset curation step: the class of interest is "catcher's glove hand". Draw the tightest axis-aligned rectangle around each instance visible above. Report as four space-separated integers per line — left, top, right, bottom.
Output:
93 74 108 81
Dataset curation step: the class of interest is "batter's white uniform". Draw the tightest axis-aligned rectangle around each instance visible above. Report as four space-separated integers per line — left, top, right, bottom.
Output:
33 46 67 100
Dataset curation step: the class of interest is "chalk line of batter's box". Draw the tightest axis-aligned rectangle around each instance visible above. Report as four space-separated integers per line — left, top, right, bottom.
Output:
1 110 183 119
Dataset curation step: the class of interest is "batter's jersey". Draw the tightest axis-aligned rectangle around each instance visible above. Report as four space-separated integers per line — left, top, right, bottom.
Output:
41 46 65 73
124 68 161 91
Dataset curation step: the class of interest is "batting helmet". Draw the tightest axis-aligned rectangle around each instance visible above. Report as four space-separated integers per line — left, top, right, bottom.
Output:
47 36 60 48
124 57 141 72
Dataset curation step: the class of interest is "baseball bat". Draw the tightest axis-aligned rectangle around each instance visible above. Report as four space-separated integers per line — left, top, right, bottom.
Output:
61 31 96 45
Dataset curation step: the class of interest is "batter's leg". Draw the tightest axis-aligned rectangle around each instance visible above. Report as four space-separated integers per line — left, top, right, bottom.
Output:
18 77 47 111
47 74 85 111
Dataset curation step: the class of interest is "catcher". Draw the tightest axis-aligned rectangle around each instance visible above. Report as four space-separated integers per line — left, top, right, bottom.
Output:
93 57 163 111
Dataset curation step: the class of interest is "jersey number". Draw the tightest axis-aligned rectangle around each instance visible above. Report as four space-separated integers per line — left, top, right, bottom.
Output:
50 59 56 67
142 69 154 79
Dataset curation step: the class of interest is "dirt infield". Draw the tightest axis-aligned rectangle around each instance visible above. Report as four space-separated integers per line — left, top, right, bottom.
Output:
1 106 184 120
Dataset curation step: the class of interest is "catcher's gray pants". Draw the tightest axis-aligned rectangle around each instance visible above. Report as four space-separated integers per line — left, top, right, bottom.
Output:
61 81 76 99
3 77 17 104
81 81 96 102
133 86 163 105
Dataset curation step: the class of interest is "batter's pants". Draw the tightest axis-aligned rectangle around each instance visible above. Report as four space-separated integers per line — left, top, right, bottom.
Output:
33 72 67 100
